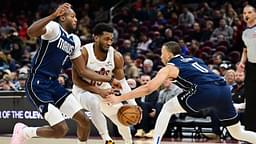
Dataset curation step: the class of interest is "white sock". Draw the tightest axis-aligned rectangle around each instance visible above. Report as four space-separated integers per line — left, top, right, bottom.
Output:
77 139 87 144
23 127 38 138
101 134 112 141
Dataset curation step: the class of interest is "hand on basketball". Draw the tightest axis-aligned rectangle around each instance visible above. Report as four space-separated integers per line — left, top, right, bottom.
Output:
53 3 71 18
104 94 122 104
98 88 113 98
111 78 122 89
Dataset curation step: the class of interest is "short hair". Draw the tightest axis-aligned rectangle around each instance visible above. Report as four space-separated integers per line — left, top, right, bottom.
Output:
143 59 153 66
93 23 113 36
244 4 256 12
163 41 181 55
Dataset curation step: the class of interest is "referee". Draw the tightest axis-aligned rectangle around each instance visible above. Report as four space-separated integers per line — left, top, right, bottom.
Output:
238 5 256 132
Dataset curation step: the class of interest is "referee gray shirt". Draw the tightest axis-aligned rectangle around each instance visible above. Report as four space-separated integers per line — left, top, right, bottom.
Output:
242 26 256 63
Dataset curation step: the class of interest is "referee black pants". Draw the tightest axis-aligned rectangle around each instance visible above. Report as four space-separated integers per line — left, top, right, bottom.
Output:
244 62 256 131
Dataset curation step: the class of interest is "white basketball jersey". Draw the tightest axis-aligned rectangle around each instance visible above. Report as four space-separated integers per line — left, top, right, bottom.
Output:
83 43 115 89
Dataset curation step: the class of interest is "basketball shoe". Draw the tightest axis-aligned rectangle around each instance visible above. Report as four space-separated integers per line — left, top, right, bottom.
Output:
11 123 29 144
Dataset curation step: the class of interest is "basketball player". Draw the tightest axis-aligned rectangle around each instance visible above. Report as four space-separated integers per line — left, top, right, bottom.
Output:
72 23 136 144
11 3 116 144
106 41 256 144
237 5 256 132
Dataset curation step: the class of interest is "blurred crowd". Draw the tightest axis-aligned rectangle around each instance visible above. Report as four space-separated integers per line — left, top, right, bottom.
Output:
0 0 251 139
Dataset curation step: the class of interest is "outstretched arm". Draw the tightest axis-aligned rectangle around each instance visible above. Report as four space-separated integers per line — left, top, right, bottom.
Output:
106 64 179 104
27 3 71 37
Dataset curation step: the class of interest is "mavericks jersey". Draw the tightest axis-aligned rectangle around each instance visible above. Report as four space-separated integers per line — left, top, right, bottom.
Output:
31 21 81 78
169 55 224 86
83 43 115 89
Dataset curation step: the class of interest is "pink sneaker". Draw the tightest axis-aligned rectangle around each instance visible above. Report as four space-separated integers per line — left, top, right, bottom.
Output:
10 123 28 144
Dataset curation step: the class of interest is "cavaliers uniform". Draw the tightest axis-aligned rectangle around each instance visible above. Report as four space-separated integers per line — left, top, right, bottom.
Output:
72 43 132 143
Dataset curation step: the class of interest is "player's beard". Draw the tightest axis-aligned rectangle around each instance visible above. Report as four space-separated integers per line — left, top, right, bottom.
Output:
99 43 109 53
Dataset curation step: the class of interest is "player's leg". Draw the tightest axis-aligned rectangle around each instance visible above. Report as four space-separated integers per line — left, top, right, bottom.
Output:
226 122 256 143
153 96 186 144
102 102 133 144
11 103 69 144
59 93 90 143
79 91 113 142
215 85 256 143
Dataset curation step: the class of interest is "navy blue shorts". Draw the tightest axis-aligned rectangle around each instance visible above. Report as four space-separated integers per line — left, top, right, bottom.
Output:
25 74 71 115
177 82 239 126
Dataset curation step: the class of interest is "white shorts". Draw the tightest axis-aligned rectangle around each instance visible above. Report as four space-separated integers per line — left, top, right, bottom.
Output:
72 85 123 116
44 94 83 126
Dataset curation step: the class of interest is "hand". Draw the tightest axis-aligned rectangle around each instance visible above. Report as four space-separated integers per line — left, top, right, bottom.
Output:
98 88 113 98
52 3 71 18
111 78 122 89
237 62 245 72
104 94 122 104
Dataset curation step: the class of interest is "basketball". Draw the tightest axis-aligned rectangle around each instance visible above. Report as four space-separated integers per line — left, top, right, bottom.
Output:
117 105 142 126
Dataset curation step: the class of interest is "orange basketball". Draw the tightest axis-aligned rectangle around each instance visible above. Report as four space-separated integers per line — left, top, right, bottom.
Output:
117 105 142 126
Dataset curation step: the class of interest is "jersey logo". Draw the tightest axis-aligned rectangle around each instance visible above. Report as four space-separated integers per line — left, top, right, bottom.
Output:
90 68 110 86
57 38 75 54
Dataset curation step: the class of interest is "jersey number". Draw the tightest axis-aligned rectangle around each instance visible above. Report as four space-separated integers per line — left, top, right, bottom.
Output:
191 62 208 73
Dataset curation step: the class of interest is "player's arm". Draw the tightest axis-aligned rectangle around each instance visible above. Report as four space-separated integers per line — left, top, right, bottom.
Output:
27 3 71 37
106 64 179 104
113 51 137 105
72 48 113 82
72 68 112 97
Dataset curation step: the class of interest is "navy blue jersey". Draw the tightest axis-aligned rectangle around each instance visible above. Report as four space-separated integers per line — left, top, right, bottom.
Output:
169 55 224 85
170 55 238 126
31 21 81 79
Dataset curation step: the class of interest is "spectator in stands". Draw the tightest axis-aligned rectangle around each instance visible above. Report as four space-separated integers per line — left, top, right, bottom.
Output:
149 31 165 54
190 22 203 42
201 20 214 42
119 39 137 59
124 53 140 79
224 69 236 90
163 28 175 42
178 7 195 28
16 72 27 90
136 32 152 54
210 18 233 44
140 59 157 77
232 71 245 112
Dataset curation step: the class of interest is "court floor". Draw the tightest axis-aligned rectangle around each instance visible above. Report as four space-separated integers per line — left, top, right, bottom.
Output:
0 136 239 144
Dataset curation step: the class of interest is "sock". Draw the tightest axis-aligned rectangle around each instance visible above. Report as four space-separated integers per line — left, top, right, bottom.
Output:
23 127 38 138
101 133 112 141
77 139 87 144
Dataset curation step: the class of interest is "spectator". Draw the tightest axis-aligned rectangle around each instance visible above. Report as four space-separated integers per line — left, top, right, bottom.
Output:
224 69 236 90
210 18 233 44
178 7 195 28
140 59 157 77
124 54 140 79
